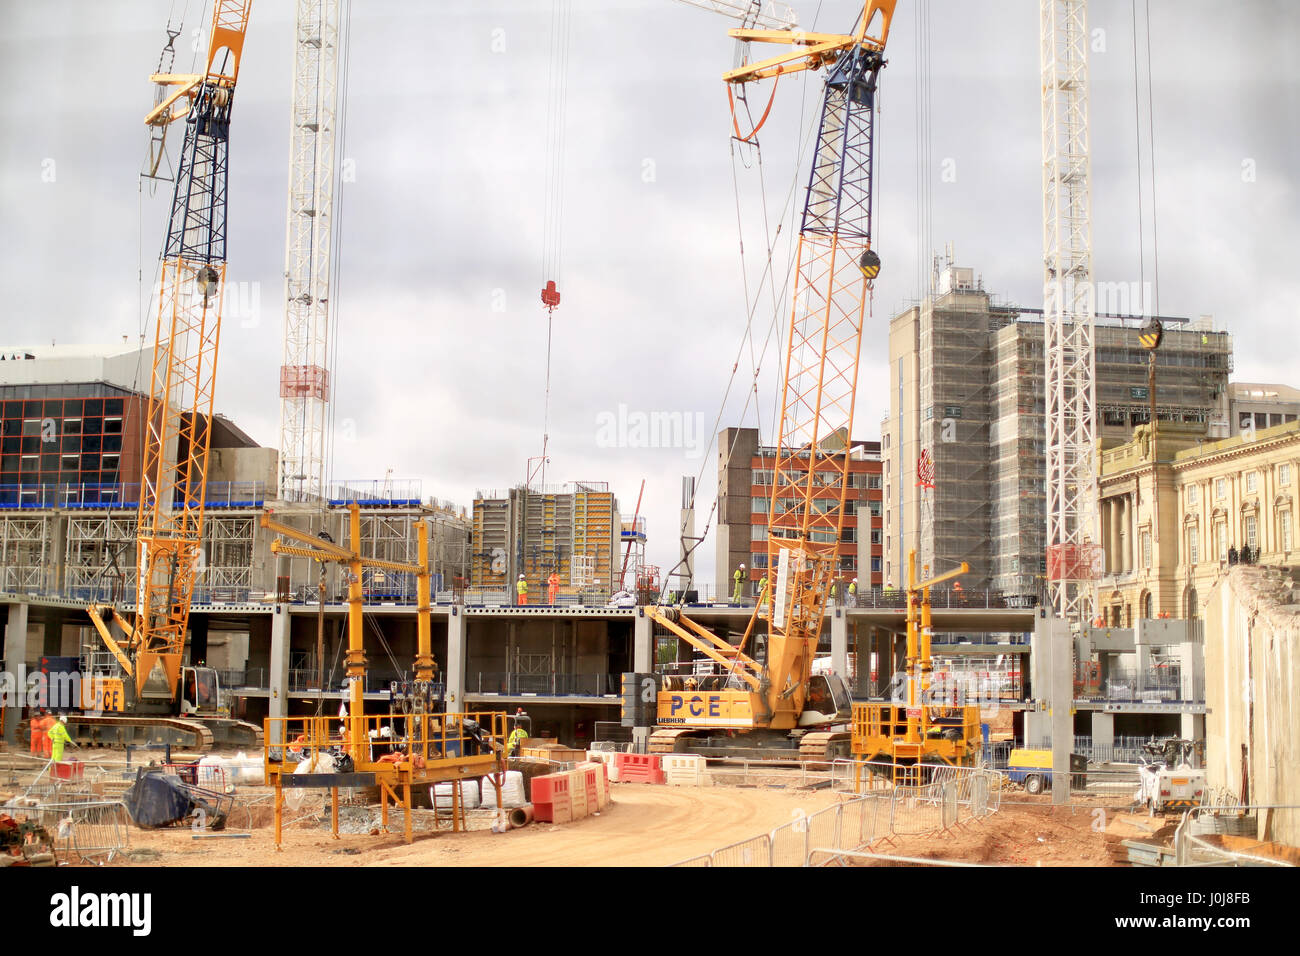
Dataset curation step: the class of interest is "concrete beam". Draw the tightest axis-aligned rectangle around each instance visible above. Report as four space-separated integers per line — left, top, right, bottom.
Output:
3 603 30 746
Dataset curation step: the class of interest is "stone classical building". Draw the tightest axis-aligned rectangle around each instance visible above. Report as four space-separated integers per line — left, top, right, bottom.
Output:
1096 419 1300 624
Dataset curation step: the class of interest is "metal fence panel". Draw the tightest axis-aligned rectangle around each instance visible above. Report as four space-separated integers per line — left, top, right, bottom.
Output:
806 804 841 858
890 784 945 836
5 799 130 864
769 818 809 867
709 833 771 867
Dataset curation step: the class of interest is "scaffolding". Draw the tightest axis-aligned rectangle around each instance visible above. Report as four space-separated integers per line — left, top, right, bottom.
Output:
201 515 255 602
64 514 137 603
0 515 52 592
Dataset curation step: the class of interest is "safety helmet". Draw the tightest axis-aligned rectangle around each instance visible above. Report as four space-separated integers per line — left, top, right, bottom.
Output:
739 563 746 569
60 715 68 724
852 577 858 583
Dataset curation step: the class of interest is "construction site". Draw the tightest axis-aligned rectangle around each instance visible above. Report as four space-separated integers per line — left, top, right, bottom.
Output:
0 0 1297 900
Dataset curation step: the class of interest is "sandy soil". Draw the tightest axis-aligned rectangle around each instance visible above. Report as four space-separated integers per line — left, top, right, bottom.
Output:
1 751 1118 867
110 782 849 867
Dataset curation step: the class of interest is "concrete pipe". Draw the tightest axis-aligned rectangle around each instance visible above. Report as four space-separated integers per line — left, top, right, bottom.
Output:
508 804 534 829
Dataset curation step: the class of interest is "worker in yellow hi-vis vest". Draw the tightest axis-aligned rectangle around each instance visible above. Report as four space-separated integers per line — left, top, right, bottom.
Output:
516 574 529 606
732 563 746 603
48 715 75 762
758 573 769 608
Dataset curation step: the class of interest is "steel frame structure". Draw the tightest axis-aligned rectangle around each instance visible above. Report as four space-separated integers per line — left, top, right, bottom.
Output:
278 0 341 502
0 516 50 592
1040 0 1098 622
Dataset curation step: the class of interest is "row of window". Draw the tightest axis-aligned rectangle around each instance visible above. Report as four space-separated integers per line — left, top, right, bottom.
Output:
1186 463 1292 505
748 553 878 575
751 497 883 516
751 469 880 489
1183 511 1293 564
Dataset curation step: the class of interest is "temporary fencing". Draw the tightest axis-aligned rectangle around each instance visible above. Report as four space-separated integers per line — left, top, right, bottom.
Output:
4 798 131 864
672 761 1002 867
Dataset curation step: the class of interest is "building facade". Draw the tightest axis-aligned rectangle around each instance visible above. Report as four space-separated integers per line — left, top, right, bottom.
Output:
882 265 1233 603
715 427 883 600
1095 419 1300 624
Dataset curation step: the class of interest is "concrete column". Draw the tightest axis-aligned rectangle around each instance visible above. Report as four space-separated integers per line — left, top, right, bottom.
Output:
1028 614 1073 804
445 607 467 713
267 606 291 745
3 603 30 746
633 610 653 673
43 611 64 656
1180 713 1205 757
830 609 849 678
1091 711 1114 752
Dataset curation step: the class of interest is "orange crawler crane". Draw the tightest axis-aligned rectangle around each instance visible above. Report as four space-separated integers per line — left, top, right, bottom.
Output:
76 2 262 751
641 1 897 763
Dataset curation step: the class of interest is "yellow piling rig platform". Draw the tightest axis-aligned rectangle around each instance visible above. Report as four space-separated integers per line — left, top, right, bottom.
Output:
264 711 508 847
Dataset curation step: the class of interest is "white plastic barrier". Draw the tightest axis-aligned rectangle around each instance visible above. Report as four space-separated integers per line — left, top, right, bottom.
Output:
480 771 527 808
432 780 481 811
662 754 710 787
586 750 620 782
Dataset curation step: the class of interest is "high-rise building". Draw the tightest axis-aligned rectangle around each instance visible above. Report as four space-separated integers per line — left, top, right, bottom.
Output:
470 483 622 601
882 265 1233 604
715 427 883 600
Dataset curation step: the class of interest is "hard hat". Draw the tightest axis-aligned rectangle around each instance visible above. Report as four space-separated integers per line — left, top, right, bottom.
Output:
852 577 858 583
59 715 68 724
739 563 746 569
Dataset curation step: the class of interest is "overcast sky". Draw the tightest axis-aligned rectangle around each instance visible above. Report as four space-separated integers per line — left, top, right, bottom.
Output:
2 1 1296 592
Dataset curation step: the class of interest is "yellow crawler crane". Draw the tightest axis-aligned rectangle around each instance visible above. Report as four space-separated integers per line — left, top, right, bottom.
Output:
259 505 507 847
851 550 982 784
645 1 897 764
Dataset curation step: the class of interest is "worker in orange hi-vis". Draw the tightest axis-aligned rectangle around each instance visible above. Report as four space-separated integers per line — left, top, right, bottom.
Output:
29 708 48 755
39 709 56 757
547 571 560 605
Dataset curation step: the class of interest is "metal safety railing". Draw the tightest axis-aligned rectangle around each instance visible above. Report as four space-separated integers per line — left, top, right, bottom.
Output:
264 710 508 768
2 798 131 864
675 761 1004 867
1173 805 1300 867
471 672 621 697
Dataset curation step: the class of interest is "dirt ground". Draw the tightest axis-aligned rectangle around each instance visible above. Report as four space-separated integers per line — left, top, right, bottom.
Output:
2 750 1119 867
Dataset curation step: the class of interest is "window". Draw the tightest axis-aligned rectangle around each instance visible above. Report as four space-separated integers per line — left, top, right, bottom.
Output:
1188 525 1200 564
752 497 768 513
752 470 774 486
840 527 857 543
1244 513 1258 549
871 556 882 573
750 553 768 569
1245 471 1258 493
1215 478 1227 500
869 501 881 517
1216 519 1228 561
751 525 768 541
1186 485 1199 506
867 475 881 490
1141 530 1152 568
1280 463 1292 487
1282 511 1293 552
870 529 881 544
